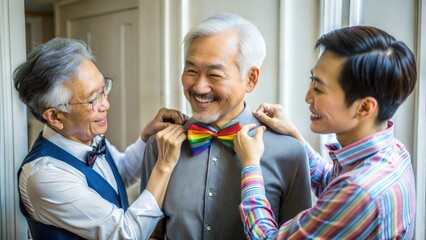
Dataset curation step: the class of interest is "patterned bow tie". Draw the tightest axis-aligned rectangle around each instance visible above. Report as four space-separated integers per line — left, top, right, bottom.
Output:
86 136 106 167
188 122 242 156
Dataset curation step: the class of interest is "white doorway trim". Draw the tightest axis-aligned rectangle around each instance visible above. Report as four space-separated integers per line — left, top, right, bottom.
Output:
414 0 426 238
0 0 28 239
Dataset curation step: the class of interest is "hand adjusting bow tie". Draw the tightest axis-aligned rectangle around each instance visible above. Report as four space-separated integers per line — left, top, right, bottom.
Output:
86 136 106 167
188 122 242 156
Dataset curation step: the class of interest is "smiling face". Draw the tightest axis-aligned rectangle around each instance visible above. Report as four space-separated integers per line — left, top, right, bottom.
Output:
53 59 110 145
182 30 257 129
306 50 364 143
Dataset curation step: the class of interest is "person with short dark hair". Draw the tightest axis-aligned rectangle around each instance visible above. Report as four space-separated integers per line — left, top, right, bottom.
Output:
14 37 188 239
234 25 417 239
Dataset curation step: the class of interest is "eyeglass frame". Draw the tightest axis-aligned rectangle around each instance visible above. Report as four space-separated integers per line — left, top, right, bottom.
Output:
58 77 113 112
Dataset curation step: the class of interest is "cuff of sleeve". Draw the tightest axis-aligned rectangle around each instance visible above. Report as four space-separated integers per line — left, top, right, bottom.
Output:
133 136 147 158
131 189 164 218
241 164 265 201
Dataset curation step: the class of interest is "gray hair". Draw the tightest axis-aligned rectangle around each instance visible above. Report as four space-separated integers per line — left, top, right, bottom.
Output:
13 37 95 123
183 12 266 77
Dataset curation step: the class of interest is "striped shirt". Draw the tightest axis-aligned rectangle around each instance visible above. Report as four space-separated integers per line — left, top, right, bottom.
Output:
240 121 416 239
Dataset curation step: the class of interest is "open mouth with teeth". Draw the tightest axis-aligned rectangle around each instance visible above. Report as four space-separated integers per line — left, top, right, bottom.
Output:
191 92 218 103
310 112 322 120
309 106 322 120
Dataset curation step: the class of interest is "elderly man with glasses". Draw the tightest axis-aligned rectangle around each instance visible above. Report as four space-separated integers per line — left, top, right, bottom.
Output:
14 37 188 240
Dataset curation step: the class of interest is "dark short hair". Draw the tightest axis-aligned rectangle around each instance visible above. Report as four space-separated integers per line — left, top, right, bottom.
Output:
13 37 95 123
315 26 417 123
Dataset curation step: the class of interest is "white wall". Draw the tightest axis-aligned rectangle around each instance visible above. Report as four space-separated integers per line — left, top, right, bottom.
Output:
414 0 426 238
0 0 29 239
281 0 321 150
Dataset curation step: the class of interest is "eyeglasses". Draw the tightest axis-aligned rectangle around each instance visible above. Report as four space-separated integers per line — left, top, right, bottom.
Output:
60 77 113 112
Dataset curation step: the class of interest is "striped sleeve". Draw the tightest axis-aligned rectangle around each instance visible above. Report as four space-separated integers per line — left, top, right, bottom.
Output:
240 164 279 240
304 143 333 196
240 124 415 239
241 164 265 200
240 166 381 239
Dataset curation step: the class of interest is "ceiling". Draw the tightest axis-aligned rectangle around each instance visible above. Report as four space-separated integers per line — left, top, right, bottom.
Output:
25 0 55 12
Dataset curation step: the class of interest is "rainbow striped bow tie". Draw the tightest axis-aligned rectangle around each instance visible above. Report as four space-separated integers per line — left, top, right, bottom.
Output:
188 122 242 156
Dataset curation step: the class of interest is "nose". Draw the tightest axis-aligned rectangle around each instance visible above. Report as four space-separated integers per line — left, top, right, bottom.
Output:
192 75 211 94
305 83 314 104
98 95 110 111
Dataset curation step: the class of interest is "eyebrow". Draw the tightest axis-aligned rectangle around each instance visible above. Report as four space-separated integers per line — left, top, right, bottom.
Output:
184 60 225 71
310 70 325 85
207 63 225 71
86 88 98 98
86 79 105 99
184 60 196 67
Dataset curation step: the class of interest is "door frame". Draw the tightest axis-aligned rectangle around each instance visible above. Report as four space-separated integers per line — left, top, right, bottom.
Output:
0 0 28 239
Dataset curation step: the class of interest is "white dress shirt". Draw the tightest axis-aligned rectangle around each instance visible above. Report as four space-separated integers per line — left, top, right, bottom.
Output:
19 125 163 240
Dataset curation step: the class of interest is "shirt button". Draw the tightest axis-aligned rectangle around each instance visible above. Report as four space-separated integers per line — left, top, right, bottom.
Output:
208 192 213 197
212 157 218 162
207 225 212 231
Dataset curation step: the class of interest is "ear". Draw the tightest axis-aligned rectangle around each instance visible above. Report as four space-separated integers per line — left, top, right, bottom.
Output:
42 108 65 130
354 97 378 120
245 66 260 93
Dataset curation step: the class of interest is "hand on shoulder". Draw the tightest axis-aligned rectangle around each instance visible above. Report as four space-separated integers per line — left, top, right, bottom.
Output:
141 108 189 142
233 124 266 167
253 103 305 144
155 124 187 173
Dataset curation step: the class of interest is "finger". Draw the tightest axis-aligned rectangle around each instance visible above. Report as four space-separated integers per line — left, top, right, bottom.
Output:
167 127 186 147
156 124 178 139
240 123 257 134
165 110 182 124
156 108 177 123
171 125 187 139
166 124 185 135
175 131 187 144
256 103 277 118
255 103 267 114
172 111 189 125
181 113 189 124
253 126 266 140
156 107 170 120
253 111 273 125
264 104 279 117
175 112 189 125
160 122 171 131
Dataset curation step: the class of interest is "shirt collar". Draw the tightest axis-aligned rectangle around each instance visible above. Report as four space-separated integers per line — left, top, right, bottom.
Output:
42 125 102 163
326 121 395 169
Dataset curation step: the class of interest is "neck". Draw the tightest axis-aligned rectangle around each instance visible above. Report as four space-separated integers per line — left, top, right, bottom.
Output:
337 120 387 147
210 103 245 130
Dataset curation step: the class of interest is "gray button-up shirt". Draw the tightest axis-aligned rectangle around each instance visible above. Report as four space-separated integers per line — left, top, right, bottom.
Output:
140 105 312 240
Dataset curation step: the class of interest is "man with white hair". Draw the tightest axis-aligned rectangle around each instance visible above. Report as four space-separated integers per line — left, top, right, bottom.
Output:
140 12 312 239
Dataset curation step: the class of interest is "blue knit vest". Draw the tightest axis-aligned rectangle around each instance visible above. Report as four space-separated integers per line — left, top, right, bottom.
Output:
17 133 129 240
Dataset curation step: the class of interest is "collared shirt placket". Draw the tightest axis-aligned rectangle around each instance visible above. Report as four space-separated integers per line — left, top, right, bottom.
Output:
202 140 222 239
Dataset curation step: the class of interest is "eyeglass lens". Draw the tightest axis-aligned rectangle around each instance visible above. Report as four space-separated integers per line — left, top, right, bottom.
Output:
92 78 112 112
